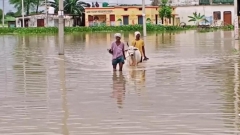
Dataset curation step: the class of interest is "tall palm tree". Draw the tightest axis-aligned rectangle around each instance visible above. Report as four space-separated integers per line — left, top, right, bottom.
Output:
188 12 208 26
9 0 41 15
47 0 90 26
35 0 44 13
47 0 90 16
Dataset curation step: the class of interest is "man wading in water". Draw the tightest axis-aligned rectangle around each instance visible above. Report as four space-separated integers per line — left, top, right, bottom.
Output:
131 31 149 62
108 33 126 71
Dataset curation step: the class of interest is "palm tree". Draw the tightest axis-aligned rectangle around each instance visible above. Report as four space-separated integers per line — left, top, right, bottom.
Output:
35 0 44 14
188 12 208 26
47 0 90 15
9 0 42 15
46 0 90 26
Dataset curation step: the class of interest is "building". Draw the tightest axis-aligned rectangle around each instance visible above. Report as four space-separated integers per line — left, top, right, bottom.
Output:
167 0 234 26
15 14 75 27
84 6 177 26
169 0 233 6
175 5 233 26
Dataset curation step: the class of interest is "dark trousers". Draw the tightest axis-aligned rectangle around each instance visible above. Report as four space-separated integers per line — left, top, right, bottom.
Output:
140 57 142 63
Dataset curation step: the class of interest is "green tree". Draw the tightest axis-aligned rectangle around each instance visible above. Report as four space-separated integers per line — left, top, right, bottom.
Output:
6 11 15 17
188 12 208 25
47 0 90 15
158 0 172 24
46 0 90 26
35 0 44 14
9 0 43 15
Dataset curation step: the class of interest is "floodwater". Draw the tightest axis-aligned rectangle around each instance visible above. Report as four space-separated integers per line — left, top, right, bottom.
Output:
0 30 240 135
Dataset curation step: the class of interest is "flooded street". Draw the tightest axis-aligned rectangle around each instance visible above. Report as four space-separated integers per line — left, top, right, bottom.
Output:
0 30 240 135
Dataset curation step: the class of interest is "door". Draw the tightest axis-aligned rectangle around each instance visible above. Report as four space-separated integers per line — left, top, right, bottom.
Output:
25 19 29 27
21 19 29 27
88 15 93 26
155 15 158 24
110 15 115 26
138 16 143 25
123 16 129 25
223 11 232 25
37 19 45 27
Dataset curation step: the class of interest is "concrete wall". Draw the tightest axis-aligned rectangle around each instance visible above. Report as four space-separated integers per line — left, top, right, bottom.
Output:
15 14 74 27
85 6 177 26
175 5 234 25
114 6 159 25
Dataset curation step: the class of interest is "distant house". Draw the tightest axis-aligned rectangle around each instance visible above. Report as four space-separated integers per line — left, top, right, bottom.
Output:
171 0 234 26
6 16 16 27
84 6 178 27
15 14 75 27
175 5 234 26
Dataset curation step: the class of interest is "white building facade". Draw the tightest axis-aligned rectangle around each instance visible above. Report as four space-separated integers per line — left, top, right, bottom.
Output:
175 5 234 26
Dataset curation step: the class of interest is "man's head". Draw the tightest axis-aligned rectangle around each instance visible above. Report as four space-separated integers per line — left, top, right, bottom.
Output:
134 31 141 39
114 33 121 42
127 46 138 57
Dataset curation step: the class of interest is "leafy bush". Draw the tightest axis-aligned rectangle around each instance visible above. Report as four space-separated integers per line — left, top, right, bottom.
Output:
0 25 193 34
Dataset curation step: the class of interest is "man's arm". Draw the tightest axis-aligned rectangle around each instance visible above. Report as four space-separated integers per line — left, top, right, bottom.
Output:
109 43 113 54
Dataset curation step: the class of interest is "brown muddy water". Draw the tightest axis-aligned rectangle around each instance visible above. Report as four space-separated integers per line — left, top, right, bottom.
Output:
0 30 240 135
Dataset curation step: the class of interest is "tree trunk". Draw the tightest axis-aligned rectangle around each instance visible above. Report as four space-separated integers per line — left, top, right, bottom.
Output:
36 0 40 13
26 0 30 15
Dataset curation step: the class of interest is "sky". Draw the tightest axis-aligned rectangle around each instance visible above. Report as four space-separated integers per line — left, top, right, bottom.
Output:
0 0 152 13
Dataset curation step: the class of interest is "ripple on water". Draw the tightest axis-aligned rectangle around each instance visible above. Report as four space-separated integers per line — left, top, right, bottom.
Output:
0 31 240 135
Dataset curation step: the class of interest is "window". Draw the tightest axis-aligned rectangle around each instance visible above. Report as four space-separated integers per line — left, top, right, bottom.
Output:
213 11 221 20
139 8 142 11
124 8 128 11
169 17 171 24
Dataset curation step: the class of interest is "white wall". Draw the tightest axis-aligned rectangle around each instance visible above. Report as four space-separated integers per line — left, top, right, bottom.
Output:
175 5 234 25
16 14 74 27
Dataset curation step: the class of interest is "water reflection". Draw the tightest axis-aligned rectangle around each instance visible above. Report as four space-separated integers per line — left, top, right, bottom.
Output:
111 72 126 108
233 62 239 132
1 30 240 134
58 55 69 135
128 69 146 95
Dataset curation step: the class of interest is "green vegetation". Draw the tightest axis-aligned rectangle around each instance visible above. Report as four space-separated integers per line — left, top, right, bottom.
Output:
188 12 208 25
0 24 234 34
197 25 234 33
158 0 172 24
47 0 90 15
9 0 44 15
8 0 90 16
0 25 195 34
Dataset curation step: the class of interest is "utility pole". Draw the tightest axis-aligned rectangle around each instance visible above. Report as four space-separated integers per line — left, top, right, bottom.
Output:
21 0 25 27
234 0 239 39
45 0 48 27
2 0 4 27
142 0 147 37
58 0 64 55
